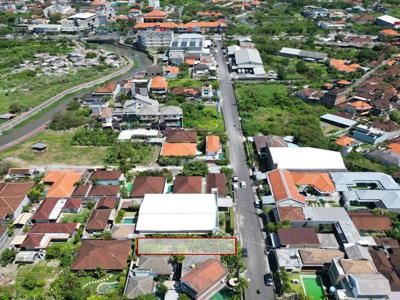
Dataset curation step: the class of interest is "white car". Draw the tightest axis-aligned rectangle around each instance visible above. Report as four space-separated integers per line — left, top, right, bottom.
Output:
232 182 239 190
240 181 247 189
232 176 239 182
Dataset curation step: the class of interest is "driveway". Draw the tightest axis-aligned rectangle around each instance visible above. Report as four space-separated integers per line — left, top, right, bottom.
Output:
215 37 275 300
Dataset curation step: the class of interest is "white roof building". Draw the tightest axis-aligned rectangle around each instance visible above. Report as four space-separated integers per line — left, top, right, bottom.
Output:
268 147 346 171
136 194 218 233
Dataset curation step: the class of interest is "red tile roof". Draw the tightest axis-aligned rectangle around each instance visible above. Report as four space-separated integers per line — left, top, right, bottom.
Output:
85 209 112 231
277 227 320 246
63 198 82 210
90 170 122 181
150 76 167 89
165 129 197 143
173 176 202 193
96 197 116 209
143 9 167 18
206 173 227 197
31 198 60 222
88 185 120 197
71 240 131 271
181 259 227 295
130 176 166 198
349 212 392 231
94 82 118 94
72 184 91 197
30 223 78 235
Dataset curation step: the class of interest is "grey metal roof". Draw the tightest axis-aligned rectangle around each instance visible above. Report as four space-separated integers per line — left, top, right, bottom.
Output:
330 172 400 190
367 150 400 167
234 48 263 66
349 273 390 297
160 106 182 115
320 113 358 127
280 47 328 60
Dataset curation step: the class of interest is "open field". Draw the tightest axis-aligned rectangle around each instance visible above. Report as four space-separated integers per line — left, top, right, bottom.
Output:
0 40 120 114
0 129 107 166
182 103 225 133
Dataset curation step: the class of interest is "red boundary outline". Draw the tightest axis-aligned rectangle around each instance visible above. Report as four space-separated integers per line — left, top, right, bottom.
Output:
136 236 237 256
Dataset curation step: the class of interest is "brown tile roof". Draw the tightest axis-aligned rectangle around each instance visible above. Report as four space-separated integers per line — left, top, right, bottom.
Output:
96 197 116 209
374 237 400 249
71 240 131 271
130 176 166 198
30 223 78 235
277 207 305 222
85 209 112 231
63 198 82 210
161 143 197 157
348 212 392 231
339 259 377 274
206 135 220 153
181 259 227 295
165 129 197 143
267 169 305 204
43 170 83 198
32 198 60 221
8 168 31 176
21 233 45 249
277 227 319 246
206 173 227 197
173 176 202 194
88 185 119 197
0 182 35 219
370 249 400 291
90 170 122 181
299 249 344 265
72 184 91 197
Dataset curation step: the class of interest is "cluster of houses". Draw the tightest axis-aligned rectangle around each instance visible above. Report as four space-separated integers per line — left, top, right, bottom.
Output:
13 48 121 77
1 163 234 299
252 133 400 299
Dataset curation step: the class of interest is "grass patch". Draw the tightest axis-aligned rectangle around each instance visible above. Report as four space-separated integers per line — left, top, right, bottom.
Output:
61 208 91 224
0 129 107 166
77 273 120 295
235 83 333 148
182 103 225 133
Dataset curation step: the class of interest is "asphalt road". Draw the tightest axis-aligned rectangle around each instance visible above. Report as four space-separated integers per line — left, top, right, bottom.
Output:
215 37 274 300
0 45 152 149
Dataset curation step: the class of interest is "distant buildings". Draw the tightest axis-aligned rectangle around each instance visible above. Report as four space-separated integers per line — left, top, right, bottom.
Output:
279 47 328 62
377 15 400 29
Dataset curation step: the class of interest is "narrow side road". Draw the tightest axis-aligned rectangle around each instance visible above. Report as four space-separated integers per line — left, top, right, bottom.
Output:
215 37 275 300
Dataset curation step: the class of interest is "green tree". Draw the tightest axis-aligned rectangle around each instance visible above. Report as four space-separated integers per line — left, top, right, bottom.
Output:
182 161 209 177
49 12 62 24
21 277 45 290
9 102 26 113
133 294 158 300
158 282 168 296
0 248 15 267
178 294 191 300
101 230 112 240
49 270 89 300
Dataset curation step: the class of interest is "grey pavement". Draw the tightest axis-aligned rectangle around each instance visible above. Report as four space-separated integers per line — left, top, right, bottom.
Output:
215 37 274 300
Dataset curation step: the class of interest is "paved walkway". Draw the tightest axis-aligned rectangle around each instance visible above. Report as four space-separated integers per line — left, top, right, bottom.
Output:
82 275 113 289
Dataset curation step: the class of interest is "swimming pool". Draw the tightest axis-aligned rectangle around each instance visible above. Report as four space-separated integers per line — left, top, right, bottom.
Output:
301 275 326 300
122 217 136 224
210 288 236 300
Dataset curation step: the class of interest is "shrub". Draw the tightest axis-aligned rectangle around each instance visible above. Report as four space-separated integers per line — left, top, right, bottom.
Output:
0 248 15 267
182 161 209 176
71 128 117 146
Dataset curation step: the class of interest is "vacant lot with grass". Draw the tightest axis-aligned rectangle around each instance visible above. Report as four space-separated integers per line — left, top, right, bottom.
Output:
0 39 119 114
0 129 107 166
182 102 225 133
235 83 333 148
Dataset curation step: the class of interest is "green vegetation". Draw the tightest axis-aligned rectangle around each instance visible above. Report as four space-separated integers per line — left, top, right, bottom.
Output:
61 208 91 224
0 248 15 267
46 242 78 267
48 107 92 131
104 142 159 172
182 161 209 176
345 152 398 175
0 39 117 114
235 83 333 149
71 128 118 146
0 130 107 166
182 102 225 133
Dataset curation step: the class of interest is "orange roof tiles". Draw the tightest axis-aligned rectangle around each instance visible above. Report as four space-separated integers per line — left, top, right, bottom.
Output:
183 21 227 28
336 136 355 147
185 59 196 65
150 76 167 89
291 172 336 193
349 101 372 110
330 59 360 73
165 66 180 74
387 59 397 66
388 143 400 155
161 143 197 157
267 169 305 203
144 9 167 18
337 79 351 85
43 170 83 198
91 0 109 6
94 82 117 94
206 135 220 153
134 22 178 29
381 29 399 36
